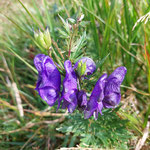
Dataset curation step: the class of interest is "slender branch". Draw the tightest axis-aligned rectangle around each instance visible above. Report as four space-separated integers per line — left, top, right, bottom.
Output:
52 47 64 70
48 47 52 58
52 39 64 60
0 98 67 117
68 31 74 58
20 126 43 150
24 109 68 117
58 146 102 150
68 23 79 58
20 94 37 110
12 82 24 117
0 112 67 135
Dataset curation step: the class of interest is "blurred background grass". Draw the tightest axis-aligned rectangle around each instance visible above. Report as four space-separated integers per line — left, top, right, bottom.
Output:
0 0 150 149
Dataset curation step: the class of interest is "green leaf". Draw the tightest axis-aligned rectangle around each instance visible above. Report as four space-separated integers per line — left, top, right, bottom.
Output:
57 110 132 149
68 18 76 24
58 14 70 34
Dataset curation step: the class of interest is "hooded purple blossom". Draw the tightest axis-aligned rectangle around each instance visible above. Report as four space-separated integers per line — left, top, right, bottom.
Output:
77 90 87 110
74 57 96 76
34 54 61 106
61 60 78 113
84 66 127 120
103 67 127 108
84 74 107 119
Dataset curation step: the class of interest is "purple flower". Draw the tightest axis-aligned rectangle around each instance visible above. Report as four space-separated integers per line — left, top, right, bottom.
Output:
34 54 61 106
103 66 127 108
74 57 96 76
61 60 78 113
77 90 87 110
84 67 127 120
84 74 107 119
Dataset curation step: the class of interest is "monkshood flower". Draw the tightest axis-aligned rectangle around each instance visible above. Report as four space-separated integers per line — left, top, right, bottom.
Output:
84 67 127 120
34 54 61 106
61 60 78 113
77 90 87 110
103 67 127 108
74 57 96 76
84 74 107 120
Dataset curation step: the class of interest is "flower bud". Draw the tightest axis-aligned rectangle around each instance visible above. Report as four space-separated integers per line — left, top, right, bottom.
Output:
78 14 84 22
34 28 51 50
77 61 87 76
74 57 96 77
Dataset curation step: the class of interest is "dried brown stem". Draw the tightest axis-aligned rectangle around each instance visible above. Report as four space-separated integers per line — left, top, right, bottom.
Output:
20 94 37 110
0 98 67 117
0 112 67 135
20 126 43 150
12 82 24 117
57 146 106 150
24 109 68 117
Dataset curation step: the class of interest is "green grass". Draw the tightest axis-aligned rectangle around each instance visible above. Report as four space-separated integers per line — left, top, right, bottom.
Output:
0 0 150 149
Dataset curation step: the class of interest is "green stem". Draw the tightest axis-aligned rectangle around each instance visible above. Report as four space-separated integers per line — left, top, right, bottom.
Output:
68 29 75 58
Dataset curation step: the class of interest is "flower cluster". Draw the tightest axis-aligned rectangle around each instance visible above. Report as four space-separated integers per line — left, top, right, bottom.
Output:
34 54 127 120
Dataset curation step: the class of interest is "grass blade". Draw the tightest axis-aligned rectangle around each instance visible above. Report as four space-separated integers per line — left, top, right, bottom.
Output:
8 48 38 74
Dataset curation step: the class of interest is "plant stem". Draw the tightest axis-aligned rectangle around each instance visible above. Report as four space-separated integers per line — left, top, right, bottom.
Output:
68 24 78 58
68 31 74 58
52 39 64 60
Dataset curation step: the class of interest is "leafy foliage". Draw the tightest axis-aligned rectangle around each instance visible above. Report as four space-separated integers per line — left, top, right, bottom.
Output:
57 108 132 149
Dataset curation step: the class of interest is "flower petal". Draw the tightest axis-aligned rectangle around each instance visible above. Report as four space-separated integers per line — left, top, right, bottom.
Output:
34 54 46 72
62 90 77 113
77 90 87 110
63 60 77 91
61 60 78 113
63 90 77 103
98 102 103 115
90 73 107 102
107 66 127 85
104 79 121 95
42 56 61 90
103 92 121 108
68 102 77 113
38 87 59 106
84 74 107 119
84 98 98 119
104 67 127 95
